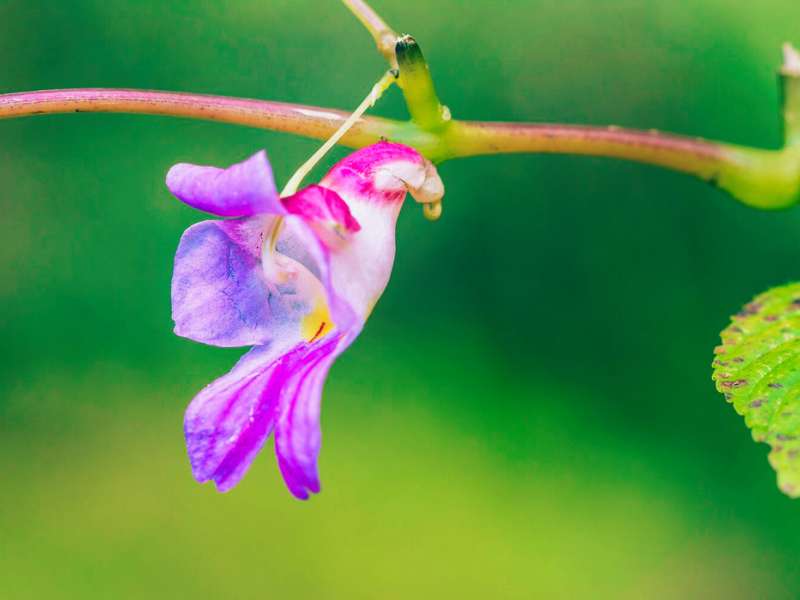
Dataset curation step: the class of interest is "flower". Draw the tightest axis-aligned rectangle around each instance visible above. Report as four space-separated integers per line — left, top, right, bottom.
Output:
166 142 444 499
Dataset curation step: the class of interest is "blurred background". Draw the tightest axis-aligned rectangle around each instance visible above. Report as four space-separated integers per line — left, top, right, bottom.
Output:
1 0 800 597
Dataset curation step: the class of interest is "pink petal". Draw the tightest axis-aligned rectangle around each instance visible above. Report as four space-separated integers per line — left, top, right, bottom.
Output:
274 334 353 499
321 141 443 207
184 340 296 492
282 184 360 233
184 331 358 497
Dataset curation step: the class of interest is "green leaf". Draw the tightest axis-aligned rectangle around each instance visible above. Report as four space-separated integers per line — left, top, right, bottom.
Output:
713 282 800 498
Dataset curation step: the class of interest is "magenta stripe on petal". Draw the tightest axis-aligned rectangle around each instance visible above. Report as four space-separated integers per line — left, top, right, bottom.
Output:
275 335 347 499
183 333 354 498
276 351 329 497
184 344 279 484
320 141 427 205
211 350 299 492
184 340 299 491
282 184 360 233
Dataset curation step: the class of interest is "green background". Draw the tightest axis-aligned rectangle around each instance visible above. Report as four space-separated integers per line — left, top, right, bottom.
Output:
2 0 799 597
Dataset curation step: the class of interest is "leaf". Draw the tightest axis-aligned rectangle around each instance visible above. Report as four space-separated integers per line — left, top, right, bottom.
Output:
712 282 800 498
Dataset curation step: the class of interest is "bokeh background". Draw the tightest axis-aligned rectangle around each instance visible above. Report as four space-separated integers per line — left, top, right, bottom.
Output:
1 0 800 597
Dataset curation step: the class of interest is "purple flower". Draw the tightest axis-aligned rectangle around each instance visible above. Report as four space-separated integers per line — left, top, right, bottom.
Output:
167 142 444 499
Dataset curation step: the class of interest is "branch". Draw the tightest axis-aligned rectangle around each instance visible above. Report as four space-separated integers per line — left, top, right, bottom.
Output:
445 121 800 209
341 0 398 68
395 35 449 132
0 87 411 147
447 121 722 172
1 87 797 209
0 88 717 164
342 0 449 133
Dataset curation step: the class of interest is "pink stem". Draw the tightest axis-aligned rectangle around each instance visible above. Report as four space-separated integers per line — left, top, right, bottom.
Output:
0 87 735 184
0 88 396 148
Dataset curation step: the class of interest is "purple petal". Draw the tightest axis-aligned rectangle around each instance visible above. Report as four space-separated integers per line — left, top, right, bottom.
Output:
172 214 360 348
172 216 305 347
274 331 359 500
184 331 359 497
167 150 284 217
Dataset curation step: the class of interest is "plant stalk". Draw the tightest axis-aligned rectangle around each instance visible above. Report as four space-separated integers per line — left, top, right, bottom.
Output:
1 87 798 208
395 35 449 132
341 0 398 68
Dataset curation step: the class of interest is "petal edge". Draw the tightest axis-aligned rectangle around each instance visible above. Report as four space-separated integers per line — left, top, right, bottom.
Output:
167 150 284 217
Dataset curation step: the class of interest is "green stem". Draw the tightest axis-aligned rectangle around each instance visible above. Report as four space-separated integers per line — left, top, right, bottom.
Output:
443 121 724 174
341 0 800 208
395 36 449 132
2 2 784 210
442 120 800 210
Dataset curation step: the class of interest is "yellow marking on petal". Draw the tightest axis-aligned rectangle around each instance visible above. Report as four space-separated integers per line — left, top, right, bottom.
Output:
302 298 334 342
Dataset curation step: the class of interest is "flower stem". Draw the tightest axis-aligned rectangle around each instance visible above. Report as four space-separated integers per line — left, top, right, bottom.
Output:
441 120 800 209
0 88 402 147
1 87 798 209
395 35 449 132
0 88 725 169
338 0 800 209
445 121 723 171
341 0 398 68
280 70 397 196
